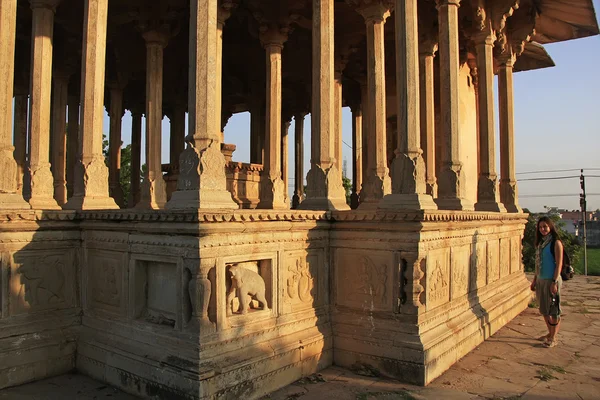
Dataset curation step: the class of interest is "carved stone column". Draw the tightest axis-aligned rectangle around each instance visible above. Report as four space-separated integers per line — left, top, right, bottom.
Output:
137 31 168 209
359 81 369 188
292 113 305 209
170 104 186 170
399 251 425 315
65 0 118 210
250 100 265 165
128 109 142 208
474 28 505 212
185 258 216 335
281 119 291 206
0 0 28 208
381 0 436 210
13 93 29 196
167 0 236 210
498 49 521 213
51 72 69 206
257 26 288 209
353 1 392 209
108 85 125 208
419 40 438 198
299 0 348 210
28 0 61 209
334 70 343 179
434 0 473 210
66 94 78 198
350 104 362 209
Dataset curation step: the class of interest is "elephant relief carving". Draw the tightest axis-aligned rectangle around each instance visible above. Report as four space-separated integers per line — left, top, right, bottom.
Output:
226 264 269 315
17 256 65 306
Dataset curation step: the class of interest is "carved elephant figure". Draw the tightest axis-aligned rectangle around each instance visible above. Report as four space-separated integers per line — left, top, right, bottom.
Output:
226 264 269 315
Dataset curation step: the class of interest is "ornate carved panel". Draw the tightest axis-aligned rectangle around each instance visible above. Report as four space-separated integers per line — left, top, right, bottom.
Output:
510 236 521 273
282 250 322 313
426 248 450 310
451 245 470 300
470 241 487 292
499 238 510 278
9 249 75 315
87 249 127 315
487 240 500 284
336 249 394 312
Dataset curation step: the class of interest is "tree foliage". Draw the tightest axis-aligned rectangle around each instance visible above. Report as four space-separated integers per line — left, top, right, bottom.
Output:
522 209 582 273
102 133 138 204
342 175 352 206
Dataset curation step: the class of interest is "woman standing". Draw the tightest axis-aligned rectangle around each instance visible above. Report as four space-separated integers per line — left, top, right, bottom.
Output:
530 216 563 348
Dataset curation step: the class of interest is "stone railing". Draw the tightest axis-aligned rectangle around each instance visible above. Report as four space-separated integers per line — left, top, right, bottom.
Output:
162 161 264 208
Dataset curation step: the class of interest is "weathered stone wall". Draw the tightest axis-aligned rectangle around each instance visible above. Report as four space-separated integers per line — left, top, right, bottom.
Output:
330 211 530 385
0 212 80 388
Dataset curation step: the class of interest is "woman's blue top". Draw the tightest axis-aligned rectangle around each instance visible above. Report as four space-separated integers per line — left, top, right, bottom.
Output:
539 243 556 280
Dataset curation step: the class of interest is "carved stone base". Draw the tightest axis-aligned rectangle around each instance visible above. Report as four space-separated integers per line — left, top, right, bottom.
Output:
109 181 125 208
350 191 359 209
257 175 287 209
475 176 506 212
136 175 167 209
29 164 61 210
166 143 238 210
425 181 437 198
358 171 391 210
64 157 119 210
291 193 301 209
500 180 522 213
298 164 349 211
0 193 31 210
436 166 474 211
379 193 437 210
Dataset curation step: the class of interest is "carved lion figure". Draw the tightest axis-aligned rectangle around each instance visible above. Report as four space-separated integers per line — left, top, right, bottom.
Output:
226 264 269 315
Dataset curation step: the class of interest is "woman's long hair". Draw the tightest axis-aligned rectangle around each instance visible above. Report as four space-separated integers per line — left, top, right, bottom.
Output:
535 216 559 247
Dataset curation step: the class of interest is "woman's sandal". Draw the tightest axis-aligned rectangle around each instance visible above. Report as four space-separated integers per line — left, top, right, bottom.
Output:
544 338 558 348
537 334 550 342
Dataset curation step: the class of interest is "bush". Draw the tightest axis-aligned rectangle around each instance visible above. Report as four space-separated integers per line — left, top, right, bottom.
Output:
522 210 581 273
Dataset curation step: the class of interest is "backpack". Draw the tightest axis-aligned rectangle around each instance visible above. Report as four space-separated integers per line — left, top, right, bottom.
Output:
550 239 575 281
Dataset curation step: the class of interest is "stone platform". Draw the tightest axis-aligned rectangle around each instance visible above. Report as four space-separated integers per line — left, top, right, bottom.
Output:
2 274 598 400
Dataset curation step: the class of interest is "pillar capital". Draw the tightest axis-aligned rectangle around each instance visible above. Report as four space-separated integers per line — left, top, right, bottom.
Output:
348 0 393 23
218 0 238 24
29 0 61 11
141 29 170 47
435 0 461 8
259 24 289 49
419 40 438 58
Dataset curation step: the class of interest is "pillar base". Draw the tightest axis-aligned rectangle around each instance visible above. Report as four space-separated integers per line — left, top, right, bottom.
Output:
0 193 31 210
166 143 238 210
350 191 360 210
358 173 391 210
63 195 118 210
379 193 437 210
298 164 349 211
475 201 507 213
291 193 301 209
28 196 61 210
435 197 475 211
426 181 437 198
257 176 288 210
63 157 119 210
109 183 125 209
136 177 167 210
500 180 522 213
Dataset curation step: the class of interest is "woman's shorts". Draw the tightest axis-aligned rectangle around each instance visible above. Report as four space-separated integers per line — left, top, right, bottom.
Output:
536 277 562 317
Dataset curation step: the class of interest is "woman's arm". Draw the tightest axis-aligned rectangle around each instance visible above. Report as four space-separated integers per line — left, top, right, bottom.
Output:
554 240 563 281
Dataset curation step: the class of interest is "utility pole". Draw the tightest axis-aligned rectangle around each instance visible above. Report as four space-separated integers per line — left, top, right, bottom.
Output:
580 169 588 276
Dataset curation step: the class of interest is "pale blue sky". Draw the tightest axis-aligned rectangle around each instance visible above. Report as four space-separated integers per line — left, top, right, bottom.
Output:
103 2 600 213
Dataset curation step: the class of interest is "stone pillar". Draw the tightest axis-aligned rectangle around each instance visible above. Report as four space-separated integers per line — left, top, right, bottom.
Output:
0 0 28 208
66 94 78 198
299 0 348 210
359 81 369 187
250 101 263 164
51 72 69 206
281 119 290 205
138 31 168 209
170 104 186 168
350 104 362 209
434 0 473 210
419 41 438 198
334 70 343 178
356 2 391 209
167 0 236 210
128 110 142 207
292 113 305 209
498 50 521 213
108 85 125 208
382 0 436 210
27 0 61 209
257 27 287 209
474 31 505 212
65 0 117 210
13 93 29 196
217 2 235 150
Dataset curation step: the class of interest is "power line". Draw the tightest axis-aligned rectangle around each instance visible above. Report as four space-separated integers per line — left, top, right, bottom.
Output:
519 193 600 198
516 168 600 175
517 175 579 182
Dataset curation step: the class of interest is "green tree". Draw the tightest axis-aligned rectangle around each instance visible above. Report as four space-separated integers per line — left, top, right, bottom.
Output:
342 175 352 206
102 133 137 203
522 210 581 273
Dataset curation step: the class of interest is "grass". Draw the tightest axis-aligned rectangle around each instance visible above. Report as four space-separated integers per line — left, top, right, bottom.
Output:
536 367 556 381
575 248 600 276
356 391 417 400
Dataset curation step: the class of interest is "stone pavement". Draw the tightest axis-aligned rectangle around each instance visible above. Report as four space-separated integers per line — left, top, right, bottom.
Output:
1 274 599 400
